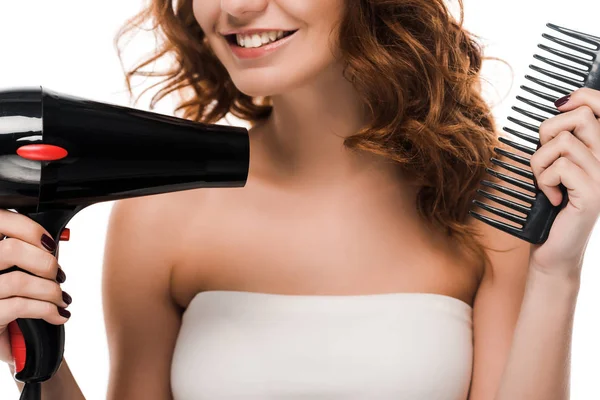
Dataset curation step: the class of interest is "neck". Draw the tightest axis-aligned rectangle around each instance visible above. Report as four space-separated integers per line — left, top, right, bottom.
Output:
254 63 398 189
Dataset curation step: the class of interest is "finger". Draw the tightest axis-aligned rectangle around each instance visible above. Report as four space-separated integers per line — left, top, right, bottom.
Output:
0 297 70 326
0 271 70 308
0 238 61 281
531 130 600 184
539 105 600 156
555 87 600 116
536 157 595 212
0 209 57 254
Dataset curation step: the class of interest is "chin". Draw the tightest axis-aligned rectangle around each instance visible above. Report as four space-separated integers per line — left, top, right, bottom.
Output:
230 72 294 98
232 79 281 98
228 63 335 98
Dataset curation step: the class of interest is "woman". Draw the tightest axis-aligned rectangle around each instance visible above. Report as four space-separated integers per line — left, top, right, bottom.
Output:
3 0 600 399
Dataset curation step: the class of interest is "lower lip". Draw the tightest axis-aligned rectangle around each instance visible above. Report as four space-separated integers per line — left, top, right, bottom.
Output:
228 32 297 59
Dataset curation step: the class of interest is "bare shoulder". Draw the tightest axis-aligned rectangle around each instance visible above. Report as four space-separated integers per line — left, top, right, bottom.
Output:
105 191 199 274
102 189 209 399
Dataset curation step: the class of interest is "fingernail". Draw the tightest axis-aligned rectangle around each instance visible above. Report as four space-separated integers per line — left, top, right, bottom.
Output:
554 95 571 108
62 291 72 305
57 307 71 318
56 268 66 283
41 234 57 252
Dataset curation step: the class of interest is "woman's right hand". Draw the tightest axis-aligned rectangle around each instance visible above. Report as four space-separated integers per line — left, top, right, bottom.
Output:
0 209 72 366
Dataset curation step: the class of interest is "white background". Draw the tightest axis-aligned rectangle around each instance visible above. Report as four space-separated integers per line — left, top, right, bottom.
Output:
0 0 599 398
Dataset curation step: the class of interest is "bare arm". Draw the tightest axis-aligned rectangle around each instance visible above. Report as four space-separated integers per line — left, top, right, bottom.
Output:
467 211 578 400
494 265 578 400
467 135 581 400
102 196 183 399
466 217 531 400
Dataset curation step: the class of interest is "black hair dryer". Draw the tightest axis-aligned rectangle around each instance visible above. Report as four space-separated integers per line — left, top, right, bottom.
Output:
0 87 249 399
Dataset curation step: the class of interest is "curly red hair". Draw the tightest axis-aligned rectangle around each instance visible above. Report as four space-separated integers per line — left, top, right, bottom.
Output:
116 0 507 271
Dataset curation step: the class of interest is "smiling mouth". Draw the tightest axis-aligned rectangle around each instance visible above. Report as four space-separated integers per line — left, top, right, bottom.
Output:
225 30 298 49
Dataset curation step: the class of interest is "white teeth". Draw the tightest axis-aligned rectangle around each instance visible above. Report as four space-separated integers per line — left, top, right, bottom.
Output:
235 30 290 48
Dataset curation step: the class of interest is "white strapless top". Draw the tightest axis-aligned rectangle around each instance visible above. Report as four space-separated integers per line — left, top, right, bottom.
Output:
171 291 473 400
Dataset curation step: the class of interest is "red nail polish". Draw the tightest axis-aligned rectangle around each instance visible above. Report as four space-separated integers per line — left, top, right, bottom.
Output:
554 95 571 108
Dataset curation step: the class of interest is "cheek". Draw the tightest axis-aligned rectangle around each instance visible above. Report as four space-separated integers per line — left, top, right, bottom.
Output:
293 1 344 58
191 0 219 35
192 0 230 64
282 0 345 21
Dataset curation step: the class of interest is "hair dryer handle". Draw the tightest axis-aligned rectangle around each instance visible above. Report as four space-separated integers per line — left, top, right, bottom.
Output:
7 311 64 383
3 208 79 383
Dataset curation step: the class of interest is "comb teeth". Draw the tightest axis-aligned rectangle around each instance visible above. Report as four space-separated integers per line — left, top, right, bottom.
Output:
468 210 524 237
538 43 593 67
528 65 584 89
540 33 598 58
498 136 536 155
533 54 589 79
511 106 547 123
490 158 534 181
481 180 536 204
485 168 536 193
507 115 539 133
538 23 600 91
494 147 530 167
546 22 600 49
476 189 532 215
472 200 528 225
516 94 561 115
520 82 570 102
470 23 599 244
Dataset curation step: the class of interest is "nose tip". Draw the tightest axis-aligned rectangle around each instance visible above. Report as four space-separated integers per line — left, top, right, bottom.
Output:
220 0 268 17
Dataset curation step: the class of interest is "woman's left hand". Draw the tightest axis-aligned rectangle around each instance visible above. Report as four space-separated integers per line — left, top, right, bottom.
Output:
528 87 600 278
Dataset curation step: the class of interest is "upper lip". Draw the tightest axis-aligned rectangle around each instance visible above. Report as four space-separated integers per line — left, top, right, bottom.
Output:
220 28 297 36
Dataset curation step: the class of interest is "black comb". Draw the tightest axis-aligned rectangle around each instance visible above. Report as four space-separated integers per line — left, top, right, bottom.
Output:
469 23 600 244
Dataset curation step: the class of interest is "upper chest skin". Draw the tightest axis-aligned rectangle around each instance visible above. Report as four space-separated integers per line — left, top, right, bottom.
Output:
168 168 483 310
